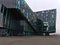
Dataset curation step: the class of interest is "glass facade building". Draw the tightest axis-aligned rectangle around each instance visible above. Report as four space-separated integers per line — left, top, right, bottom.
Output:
35 9 56 34
0 0 56 36
0 4 37 36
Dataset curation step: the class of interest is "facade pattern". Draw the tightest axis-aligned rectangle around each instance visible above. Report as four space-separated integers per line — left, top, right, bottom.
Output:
35 9 56 33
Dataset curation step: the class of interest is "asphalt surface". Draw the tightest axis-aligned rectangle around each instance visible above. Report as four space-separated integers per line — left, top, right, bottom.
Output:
0 35 60 45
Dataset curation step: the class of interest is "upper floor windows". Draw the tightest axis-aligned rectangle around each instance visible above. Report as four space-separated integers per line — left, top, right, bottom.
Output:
46 14 48 17
22 9 25 13
46 11 48 13
51 11 55 14
52 14 54 18
41 14 43 16
26 12 28 16
22 0 24 5
30 13 31 15
42 11 44 13
17 0 20 9
0 4 2 11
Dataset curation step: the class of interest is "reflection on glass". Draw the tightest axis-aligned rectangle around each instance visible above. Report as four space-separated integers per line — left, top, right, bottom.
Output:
22 0 24 5
17 0 20 9
42 11 44 13
51 11 54 14
41 14 43 16
52 14 54 18
26 12 28 18
46 14 48 16
46 11 48 13
22 9 25 13
0 4 2 11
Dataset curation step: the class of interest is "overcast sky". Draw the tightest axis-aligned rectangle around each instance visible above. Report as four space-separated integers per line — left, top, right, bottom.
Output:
25 0 60 34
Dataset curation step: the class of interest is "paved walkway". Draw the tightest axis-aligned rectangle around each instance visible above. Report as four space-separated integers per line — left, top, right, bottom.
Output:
0 36 60 45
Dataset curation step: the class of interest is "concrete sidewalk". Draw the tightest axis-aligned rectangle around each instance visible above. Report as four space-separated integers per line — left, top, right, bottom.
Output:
0 36 60 45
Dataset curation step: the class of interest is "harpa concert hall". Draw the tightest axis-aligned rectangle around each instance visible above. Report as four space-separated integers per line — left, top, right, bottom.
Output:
0 0 56 36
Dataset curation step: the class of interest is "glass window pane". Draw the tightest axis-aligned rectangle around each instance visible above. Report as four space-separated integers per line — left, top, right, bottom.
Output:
22 0 24 4
17 0 20 9
52 14 54 18
0 4 2 11
26 12 28 18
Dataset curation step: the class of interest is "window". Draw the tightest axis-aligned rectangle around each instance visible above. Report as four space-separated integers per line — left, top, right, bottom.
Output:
46 14 48 16
53 21 54 23
51 11 54 14
20 21 24 26
38 13 40 15
41 14 43 16
46 18 47 21
52 14 54 18
4 10 8 26
44 15 45 18
22 0 24 5
26 12 28 16
50 20 51 23
24 2 27 8
0 4 2 11
26 12 28 18
46 11 48 13
33 14 36 18
45 10 49 13
42 11 44 13
24 3 26 7
43 22 49 26
17 0 20 9
30 13 31 15
36 14 38 15
22 9 25 13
